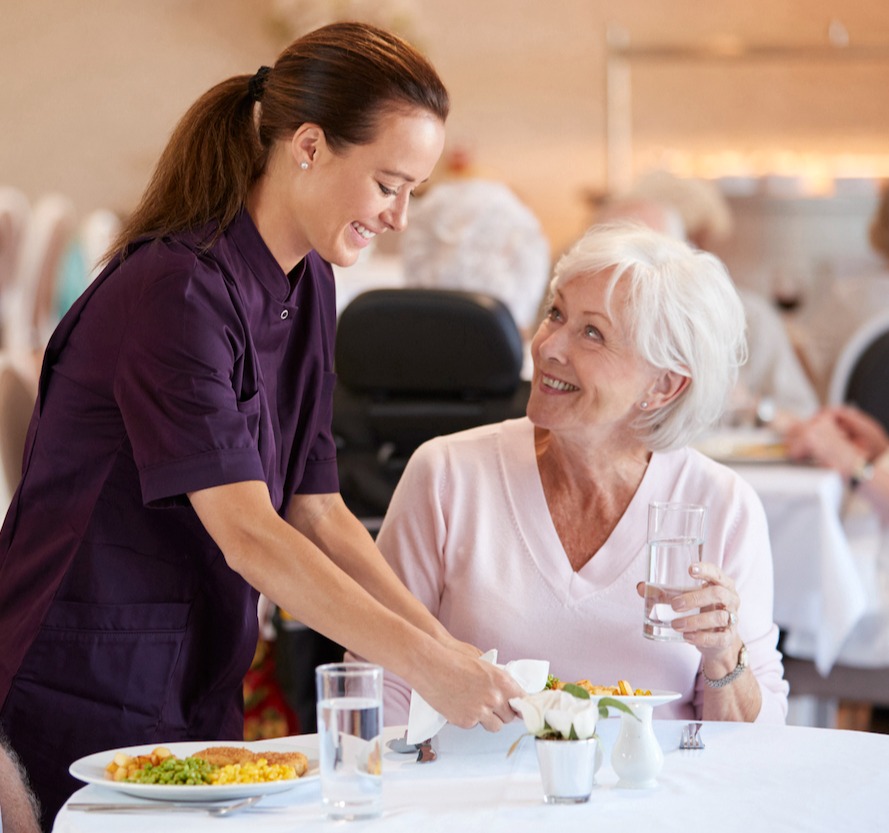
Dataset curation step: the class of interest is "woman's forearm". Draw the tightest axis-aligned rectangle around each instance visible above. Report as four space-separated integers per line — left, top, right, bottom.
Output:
700 666 762 722
285 492 455 645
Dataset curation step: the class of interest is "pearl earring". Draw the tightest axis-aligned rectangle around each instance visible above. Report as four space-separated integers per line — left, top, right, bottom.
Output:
640 401 649 410
300 161 309 170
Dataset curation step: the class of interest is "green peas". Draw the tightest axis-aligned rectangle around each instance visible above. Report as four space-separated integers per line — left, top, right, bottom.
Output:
126 756 216 785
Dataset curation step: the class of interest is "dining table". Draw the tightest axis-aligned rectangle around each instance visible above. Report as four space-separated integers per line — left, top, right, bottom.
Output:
53 718 884 832
695 429 888 676
728 459 872 674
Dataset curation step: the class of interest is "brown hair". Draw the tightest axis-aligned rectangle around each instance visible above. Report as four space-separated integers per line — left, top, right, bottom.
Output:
110 21 449 258
870 182 889 261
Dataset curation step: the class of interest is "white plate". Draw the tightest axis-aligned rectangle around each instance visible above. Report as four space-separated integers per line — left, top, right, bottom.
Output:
584 689 681 709
693 430 789 464
69 740 318 802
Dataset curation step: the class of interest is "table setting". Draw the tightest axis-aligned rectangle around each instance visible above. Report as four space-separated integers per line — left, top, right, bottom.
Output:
50 496 888 830
54 714 888 832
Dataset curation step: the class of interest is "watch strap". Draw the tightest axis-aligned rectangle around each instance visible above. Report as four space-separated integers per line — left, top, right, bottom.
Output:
702 644 748 688
851 459 875 489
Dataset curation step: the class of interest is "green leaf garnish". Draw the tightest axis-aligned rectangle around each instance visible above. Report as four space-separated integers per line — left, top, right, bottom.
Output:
596 696 640 720
561 683 590 700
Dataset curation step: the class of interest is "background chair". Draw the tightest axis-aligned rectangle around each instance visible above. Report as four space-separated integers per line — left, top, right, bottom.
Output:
0 188 31 345
2 193 75 354
0 353 37 514
827 309 889 432
333 287 531 528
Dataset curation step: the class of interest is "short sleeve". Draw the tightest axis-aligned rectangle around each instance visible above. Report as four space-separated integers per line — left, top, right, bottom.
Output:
114 253 265 506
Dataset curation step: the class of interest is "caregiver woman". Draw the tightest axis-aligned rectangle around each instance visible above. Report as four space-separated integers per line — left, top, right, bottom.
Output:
0 22 520 829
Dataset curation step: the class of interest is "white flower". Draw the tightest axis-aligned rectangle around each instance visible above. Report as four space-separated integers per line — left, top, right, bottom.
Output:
510 689 562 735
510 689 599 740
568 704 599 740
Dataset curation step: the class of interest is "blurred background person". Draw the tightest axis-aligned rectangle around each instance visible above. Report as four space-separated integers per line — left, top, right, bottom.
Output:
606 172 819 427
400 178 552 377
793 183 889 401
0 730 41 833
786 404 889 518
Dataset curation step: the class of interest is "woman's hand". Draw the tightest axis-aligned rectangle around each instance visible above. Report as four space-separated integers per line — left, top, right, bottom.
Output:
445 638 484 659
785 411 860 474
832 405 889 460
414 650 524 732
785 406 888 477
637 561 741 671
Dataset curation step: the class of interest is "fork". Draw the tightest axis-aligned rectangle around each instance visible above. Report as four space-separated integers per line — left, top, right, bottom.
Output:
385 732 437 763
68 795 263 816
679 722 705 750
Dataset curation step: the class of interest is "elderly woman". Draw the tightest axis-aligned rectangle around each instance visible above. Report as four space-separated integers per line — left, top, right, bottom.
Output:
378 222 789 724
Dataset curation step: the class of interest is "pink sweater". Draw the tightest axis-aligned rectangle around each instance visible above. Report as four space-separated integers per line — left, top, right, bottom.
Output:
377 418 789 724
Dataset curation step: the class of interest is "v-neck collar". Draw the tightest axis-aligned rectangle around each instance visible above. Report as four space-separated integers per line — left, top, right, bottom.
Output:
499 418 666 604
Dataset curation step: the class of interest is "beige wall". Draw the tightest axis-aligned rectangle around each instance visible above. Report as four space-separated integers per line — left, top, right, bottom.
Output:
3 0 889 254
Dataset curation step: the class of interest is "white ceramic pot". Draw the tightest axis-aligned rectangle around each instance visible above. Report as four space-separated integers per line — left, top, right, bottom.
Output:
534 737 601 804
611 702 664 788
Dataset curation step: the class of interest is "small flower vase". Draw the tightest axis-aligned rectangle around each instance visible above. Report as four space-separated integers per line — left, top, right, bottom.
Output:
610 702 663 788
535 737 601 804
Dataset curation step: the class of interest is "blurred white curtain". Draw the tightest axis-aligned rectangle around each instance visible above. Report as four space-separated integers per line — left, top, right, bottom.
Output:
0 187 31 344
3 193 75 354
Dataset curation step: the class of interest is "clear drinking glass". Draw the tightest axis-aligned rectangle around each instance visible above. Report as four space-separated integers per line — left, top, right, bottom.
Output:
316 662 383 820
642 502 706 642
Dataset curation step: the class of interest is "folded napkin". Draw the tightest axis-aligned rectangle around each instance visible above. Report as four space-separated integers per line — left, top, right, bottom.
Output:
406 649 549 744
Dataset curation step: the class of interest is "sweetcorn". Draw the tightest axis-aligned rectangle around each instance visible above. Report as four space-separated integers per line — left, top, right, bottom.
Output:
553 677 652 697
209 759 297 785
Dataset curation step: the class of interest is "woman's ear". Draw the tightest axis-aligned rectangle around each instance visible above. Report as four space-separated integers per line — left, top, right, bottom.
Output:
289 123 324 169
646 370 690 410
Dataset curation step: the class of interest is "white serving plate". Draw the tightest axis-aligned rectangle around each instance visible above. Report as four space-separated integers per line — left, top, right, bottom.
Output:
69 740 318 802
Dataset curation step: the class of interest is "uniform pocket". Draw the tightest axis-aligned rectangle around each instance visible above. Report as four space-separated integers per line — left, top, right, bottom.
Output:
18 600 191 727
236 389 262 440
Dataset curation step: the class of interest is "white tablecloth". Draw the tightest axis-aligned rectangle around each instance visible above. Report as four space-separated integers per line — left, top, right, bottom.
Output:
729 462 872 674
53 721 885 832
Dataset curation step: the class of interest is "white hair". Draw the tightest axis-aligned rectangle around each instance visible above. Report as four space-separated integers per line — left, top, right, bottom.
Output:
401 179 551 331
550 222 748 451
623 170 733 245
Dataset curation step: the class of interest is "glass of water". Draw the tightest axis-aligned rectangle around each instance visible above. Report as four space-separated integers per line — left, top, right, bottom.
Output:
316 662 383 820
642 502 706 642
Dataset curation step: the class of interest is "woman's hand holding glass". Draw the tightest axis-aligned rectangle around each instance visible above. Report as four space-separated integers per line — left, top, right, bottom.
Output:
638 560 742 667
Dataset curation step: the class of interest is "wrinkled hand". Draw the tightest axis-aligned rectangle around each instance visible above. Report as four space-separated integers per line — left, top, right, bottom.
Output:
832 405 889 459
785 410 865 475
417 651 524 733
637 560 741 668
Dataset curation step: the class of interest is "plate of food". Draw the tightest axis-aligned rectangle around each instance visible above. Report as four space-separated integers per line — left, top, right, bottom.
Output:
548 677 681 710
69 740 318 801
693 429 790 464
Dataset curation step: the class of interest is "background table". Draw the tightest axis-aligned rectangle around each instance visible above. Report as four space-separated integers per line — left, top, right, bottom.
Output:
54 719 885 832
729 462 871 674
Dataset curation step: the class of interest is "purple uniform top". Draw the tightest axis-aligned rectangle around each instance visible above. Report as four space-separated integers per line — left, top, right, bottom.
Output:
0 210 339 823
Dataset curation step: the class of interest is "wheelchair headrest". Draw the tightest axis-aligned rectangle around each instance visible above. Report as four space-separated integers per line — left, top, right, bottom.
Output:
336 288 524 396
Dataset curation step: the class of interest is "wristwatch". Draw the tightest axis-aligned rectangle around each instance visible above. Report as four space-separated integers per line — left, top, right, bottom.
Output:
703 643 748 688
850 459 876 489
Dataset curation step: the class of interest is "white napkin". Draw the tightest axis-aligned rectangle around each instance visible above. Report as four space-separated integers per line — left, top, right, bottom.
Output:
406 649 549 744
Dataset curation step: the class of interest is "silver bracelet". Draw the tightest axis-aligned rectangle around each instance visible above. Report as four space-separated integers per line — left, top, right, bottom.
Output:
702 643 748 688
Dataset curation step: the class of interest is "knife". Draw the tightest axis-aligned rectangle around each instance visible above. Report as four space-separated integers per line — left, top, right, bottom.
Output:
416 737 437 763
386 733 437 763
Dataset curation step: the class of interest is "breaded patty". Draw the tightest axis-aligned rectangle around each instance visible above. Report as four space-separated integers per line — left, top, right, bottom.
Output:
193 746 309 776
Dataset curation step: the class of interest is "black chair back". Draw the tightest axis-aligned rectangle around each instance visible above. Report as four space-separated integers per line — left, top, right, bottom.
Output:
333 288 530 521
843 329 889 433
